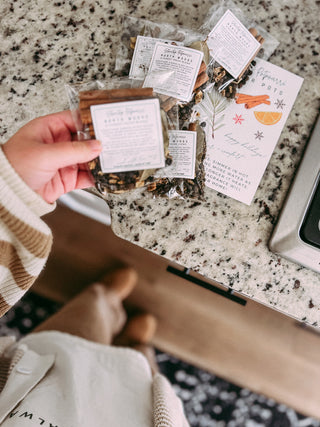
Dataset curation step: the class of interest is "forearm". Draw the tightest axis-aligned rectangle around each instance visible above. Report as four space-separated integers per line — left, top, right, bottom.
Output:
0 147 54 317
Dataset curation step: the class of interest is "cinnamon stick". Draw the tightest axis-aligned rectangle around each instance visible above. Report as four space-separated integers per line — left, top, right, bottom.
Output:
80 109 93 126
193 71 209 91
188 123 197 132
79 95 155 111
198 61 207 75
79 88 156 132
249 27 258 38
160 96 178 113
79 87 154 101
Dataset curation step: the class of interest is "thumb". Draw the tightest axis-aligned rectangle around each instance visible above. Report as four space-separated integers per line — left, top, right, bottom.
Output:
45 139 102 169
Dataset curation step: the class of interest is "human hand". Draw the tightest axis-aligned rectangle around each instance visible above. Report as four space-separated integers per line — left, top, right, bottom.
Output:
2 110 102 204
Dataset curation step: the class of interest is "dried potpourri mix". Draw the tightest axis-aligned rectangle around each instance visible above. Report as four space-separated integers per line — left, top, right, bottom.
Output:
66 81 176 195
114 15 206 79
112 19 213 199
115 15 214 124
147 120 207 200
199 0 279 99
204 28 263 100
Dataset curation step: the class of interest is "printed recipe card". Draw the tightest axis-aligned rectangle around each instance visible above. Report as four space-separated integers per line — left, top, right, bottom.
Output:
143 42 204 102
200 58 303 205
90 98 165 173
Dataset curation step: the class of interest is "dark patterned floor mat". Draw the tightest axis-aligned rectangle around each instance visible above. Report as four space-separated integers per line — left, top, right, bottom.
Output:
0 292 318 427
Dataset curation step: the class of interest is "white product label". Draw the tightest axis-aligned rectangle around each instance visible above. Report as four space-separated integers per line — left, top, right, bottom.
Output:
90 98 165 173
129 35 183 80
206 10 260 79
143 42 204 102
158 130 197 179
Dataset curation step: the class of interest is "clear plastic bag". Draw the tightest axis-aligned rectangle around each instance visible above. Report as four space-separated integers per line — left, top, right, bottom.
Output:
199 0 279 98
147 116 207 200
115 15 207 78
114 15 213 124
65 78 178 195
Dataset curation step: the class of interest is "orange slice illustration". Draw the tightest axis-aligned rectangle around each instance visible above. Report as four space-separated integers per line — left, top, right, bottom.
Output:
254 111 282 125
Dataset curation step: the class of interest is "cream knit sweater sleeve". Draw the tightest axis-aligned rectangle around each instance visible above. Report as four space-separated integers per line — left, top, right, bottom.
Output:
153 373 190 427
0 147 55 317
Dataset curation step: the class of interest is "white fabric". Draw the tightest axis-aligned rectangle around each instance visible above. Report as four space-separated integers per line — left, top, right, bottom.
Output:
0 345 55 423
1 331 154 427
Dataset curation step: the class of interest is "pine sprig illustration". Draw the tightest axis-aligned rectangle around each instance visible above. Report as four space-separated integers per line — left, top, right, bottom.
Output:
196 88 229 138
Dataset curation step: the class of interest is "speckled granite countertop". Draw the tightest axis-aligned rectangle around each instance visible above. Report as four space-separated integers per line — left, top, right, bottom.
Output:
0 0 319 324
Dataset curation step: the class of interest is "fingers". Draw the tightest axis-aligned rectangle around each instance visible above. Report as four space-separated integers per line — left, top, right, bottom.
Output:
45 139 102 170
75 170 95 189
17 110 78 144
42 110 79 137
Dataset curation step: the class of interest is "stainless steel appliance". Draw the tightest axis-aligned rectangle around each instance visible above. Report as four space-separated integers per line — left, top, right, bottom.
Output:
269 113 320 273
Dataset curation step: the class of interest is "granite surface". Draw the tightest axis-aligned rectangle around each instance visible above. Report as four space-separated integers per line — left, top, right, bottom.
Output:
0 0 319 324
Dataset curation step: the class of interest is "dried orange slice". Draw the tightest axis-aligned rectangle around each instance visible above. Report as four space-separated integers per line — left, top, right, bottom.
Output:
254 111 282 125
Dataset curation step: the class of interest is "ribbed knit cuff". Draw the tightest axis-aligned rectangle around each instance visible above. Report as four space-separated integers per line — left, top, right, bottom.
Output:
0 146 56 217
